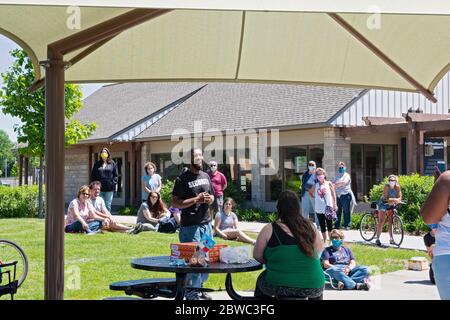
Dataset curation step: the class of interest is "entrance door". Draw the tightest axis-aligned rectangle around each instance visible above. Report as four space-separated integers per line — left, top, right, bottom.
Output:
111 152 125 207
364 145 382 195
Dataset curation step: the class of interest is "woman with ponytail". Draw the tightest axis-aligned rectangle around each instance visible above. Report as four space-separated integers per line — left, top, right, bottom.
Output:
253 190 325 299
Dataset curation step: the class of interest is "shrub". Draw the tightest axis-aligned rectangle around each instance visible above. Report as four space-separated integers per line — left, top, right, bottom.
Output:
224 182 246 209
350 212 364 230
118 206 138 216
368 174 433 224
235 208 277 223
0 185 40 218
160 180 175 207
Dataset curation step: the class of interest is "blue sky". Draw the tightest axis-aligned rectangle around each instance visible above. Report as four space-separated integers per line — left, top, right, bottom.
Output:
0 35 105 143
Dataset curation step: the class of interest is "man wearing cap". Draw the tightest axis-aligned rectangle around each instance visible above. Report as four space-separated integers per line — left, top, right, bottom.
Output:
208 160 228 215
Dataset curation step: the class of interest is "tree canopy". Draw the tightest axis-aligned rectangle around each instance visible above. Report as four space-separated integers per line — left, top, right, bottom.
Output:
0 49 96 157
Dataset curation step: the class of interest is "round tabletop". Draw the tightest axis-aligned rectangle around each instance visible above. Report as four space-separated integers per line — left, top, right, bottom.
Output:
131 256 263 274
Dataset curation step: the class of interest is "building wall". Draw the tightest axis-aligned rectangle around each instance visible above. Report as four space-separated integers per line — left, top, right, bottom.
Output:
331 71 450 127
64 146 90 205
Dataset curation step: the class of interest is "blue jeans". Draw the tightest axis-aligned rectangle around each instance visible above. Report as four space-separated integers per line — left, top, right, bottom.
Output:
433 255 450 300
65 220 103 233
100 191 114 213
335 193 352 229
179 222 212 299
325 265 369 289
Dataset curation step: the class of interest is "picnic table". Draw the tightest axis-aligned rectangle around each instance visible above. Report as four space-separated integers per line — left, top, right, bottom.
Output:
130 256 263 300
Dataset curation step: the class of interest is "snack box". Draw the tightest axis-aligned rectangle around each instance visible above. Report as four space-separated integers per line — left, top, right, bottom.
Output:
408 257 429 271
170 242 228 263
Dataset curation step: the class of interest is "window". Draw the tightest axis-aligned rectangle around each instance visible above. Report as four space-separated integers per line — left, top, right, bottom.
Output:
265 145 324 201
150 153 185 182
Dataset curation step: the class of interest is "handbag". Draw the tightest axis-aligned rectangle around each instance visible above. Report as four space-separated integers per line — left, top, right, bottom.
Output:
324 183 337 221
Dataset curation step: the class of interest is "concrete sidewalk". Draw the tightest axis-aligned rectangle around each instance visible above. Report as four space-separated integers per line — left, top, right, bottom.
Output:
115 216 426 251
151 269 439 300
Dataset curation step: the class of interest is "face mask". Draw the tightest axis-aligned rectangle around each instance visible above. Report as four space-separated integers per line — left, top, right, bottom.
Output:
428 224 438 230
331 239 342 248
100 152 108 160
308 166 316 171
388 181 396 188
338 167 345 174
317 175 325 183
210 166 217 172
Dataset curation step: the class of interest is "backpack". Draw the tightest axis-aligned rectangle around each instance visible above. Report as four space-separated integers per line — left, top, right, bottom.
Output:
157 216 178 233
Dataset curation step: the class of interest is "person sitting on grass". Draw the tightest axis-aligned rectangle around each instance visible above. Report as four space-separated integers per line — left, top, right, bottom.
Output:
321 229 371 291
213 197 256 245
128 191 170 234
65 185 109 234
89 181 133 233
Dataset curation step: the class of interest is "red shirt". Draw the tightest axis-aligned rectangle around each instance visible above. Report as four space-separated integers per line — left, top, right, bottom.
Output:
208 171 227 196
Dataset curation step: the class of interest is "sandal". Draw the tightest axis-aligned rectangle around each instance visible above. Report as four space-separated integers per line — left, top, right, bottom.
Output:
389 239 396 245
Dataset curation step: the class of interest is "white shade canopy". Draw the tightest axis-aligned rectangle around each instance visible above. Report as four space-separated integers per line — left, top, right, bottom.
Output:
1 2 450 101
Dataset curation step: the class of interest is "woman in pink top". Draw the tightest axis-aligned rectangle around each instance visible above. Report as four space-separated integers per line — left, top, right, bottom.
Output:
65 185 109 234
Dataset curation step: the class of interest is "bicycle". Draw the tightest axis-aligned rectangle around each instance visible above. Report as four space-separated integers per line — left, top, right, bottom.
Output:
359 201 406 247
0 239 28 300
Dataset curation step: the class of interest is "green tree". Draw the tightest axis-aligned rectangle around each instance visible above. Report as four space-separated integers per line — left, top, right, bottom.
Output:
0 49 97 217
0 129 14 177
0 49 96 157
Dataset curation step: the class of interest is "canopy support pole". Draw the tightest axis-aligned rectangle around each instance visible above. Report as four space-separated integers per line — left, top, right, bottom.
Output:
328 13 437 103
44 49 66 300
43 8 171 300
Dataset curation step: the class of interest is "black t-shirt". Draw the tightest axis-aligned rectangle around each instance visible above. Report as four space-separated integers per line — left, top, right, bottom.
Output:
172 170 213 227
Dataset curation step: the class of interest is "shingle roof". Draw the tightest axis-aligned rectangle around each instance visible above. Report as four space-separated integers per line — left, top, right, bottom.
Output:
136 83 363 139
75 82 206 141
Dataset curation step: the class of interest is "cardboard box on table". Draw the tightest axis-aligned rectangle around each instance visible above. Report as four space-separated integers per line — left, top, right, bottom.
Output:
170 242 228 263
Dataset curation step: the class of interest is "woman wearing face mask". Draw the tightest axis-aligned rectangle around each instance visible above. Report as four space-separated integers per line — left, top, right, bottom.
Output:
333 162 354 230
128 191 170 234
309 168 337 242
91 147 118 212
321 229 370 290
142 162 162 203
300 161 317 223
375 175 402 246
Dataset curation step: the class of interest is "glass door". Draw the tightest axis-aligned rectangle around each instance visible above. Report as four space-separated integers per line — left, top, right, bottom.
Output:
364 145 382 195
111 152 125 207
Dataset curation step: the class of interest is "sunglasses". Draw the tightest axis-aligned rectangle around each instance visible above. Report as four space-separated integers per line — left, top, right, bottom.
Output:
388 180 396 182
210 164 217 167
82 193 90 196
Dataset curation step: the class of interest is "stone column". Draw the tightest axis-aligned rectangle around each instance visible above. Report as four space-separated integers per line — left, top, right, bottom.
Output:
322 128 351 181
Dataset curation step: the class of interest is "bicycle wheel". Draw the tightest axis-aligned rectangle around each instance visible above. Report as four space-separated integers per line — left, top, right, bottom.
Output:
359 213 377 241
0 240 28 288
391 215 404 247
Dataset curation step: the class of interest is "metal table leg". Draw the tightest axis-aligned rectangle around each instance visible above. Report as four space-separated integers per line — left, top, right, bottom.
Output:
174 273 186 300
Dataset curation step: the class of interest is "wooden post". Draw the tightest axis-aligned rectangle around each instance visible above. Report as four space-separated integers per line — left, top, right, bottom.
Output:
18 155 23 186
44 49 65 300
130 142 136 207
407 122 419 174
418 130 425 175
24 157 29 185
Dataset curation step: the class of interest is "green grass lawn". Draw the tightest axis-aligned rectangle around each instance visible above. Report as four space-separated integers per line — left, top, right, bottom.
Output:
1 218 428 300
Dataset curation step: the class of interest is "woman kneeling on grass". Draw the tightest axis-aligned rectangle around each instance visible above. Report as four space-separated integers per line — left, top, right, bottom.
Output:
65 185 109 234
128 191 170 234
213 197 256 245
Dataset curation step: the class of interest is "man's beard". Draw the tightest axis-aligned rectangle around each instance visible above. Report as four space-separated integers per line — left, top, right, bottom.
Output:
192 163 202 170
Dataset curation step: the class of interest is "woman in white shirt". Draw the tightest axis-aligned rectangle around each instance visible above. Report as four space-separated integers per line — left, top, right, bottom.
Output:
421 170 450 300
310 168 337 243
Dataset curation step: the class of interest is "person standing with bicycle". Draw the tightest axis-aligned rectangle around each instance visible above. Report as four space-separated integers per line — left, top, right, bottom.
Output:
375 175 402 246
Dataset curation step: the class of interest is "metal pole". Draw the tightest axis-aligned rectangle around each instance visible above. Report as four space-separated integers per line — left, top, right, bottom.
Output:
38 156 44 219
44 49 65 300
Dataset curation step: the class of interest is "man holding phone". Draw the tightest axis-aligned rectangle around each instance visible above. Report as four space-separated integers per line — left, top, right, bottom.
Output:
172 148 215 300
